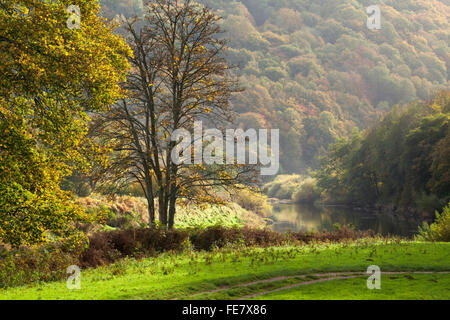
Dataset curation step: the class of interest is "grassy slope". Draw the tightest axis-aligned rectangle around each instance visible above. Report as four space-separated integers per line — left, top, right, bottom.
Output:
175 203 267 229
79 194 267 230
0 241 449 300
252 274 450 300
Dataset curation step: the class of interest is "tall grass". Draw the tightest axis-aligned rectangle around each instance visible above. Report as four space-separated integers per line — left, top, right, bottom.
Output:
77 194 267 230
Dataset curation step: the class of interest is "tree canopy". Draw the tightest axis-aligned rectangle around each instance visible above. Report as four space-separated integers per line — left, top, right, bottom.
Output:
0 0 131 246
316 90 450 213
100 0 449 173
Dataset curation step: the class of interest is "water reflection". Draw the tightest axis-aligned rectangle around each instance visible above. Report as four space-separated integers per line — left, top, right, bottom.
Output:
270 204 427 237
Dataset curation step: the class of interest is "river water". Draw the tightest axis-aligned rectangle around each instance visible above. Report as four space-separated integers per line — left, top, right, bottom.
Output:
270 203 428 237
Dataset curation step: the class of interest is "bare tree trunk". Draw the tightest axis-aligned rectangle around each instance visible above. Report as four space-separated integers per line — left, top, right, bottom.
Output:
168 166 178 229
145 178 155 227
159 190 168 226
146 197 155 227
168 190 176 229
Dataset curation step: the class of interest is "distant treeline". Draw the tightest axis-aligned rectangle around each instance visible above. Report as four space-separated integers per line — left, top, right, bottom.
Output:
316 90 450 213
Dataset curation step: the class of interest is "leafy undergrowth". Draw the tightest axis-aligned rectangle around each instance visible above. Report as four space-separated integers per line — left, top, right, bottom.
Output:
252 273 450 300
0 240 449 300
80 225 369 268
417 203 450 242
0 225 371 288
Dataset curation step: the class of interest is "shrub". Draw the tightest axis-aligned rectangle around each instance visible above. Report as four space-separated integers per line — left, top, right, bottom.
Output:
1 225 373 288
77 194 148 229
79 228 190 268
417 204 450 242
292 178 322 204
190 226 243 250
233 189 272 217
79 224 372 269
289 225 371 243
0 243 78 288
263 175 304 199
241 227 286 247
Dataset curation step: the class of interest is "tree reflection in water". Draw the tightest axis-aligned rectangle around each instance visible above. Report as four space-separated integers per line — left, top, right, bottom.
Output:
271 204 428 238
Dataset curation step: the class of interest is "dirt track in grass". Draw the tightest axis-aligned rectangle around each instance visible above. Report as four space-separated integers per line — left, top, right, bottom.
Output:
186 271 450 300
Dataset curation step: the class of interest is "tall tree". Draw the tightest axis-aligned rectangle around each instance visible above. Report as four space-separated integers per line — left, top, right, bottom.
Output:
0 0 131 246
94 0 254 229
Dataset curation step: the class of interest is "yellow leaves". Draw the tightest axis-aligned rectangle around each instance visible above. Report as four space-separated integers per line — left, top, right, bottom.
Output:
1 0 131 110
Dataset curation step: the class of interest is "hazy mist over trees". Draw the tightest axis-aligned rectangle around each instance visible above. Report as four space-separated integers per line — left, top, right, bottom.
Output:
100 0 449 173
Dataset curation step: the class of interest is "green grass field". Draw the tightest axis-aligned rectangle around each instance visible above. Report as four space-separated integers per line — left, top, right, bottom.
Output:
252 273 450 300
1 240 449 300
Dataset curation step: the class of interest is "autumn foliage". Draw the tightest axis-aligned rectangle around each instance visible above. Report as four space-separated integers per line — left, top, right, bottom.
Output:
0 0 131 246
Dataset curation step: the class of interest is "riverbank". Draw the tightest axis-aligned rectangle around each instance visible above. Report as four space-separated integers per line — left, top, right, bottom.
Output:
262 171 444 224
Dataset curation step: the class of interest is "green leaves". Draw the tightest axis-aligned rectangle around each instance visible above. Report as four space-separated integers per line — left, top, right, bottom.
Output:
316 90 450 210
0 0 131 246
417 204 450 242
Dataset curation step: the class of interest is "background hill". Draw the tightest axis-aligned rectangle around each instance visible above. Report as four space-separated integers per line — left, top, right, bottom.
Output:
100 0 450 173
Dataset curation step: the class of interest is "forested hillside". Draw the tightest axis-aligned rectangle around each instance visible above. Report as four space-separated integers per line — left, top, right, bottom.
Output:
316 90 450 212
100 0 449 173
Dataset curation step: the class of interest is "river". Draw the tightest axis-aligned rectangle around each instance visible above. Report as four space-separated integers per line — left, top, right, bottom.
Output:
270 203 428 237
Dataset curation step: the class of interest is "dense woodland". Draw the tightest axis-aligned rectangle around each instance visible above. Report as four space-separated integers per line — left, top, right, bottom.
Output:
316 90 450 212
101 0 449 173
